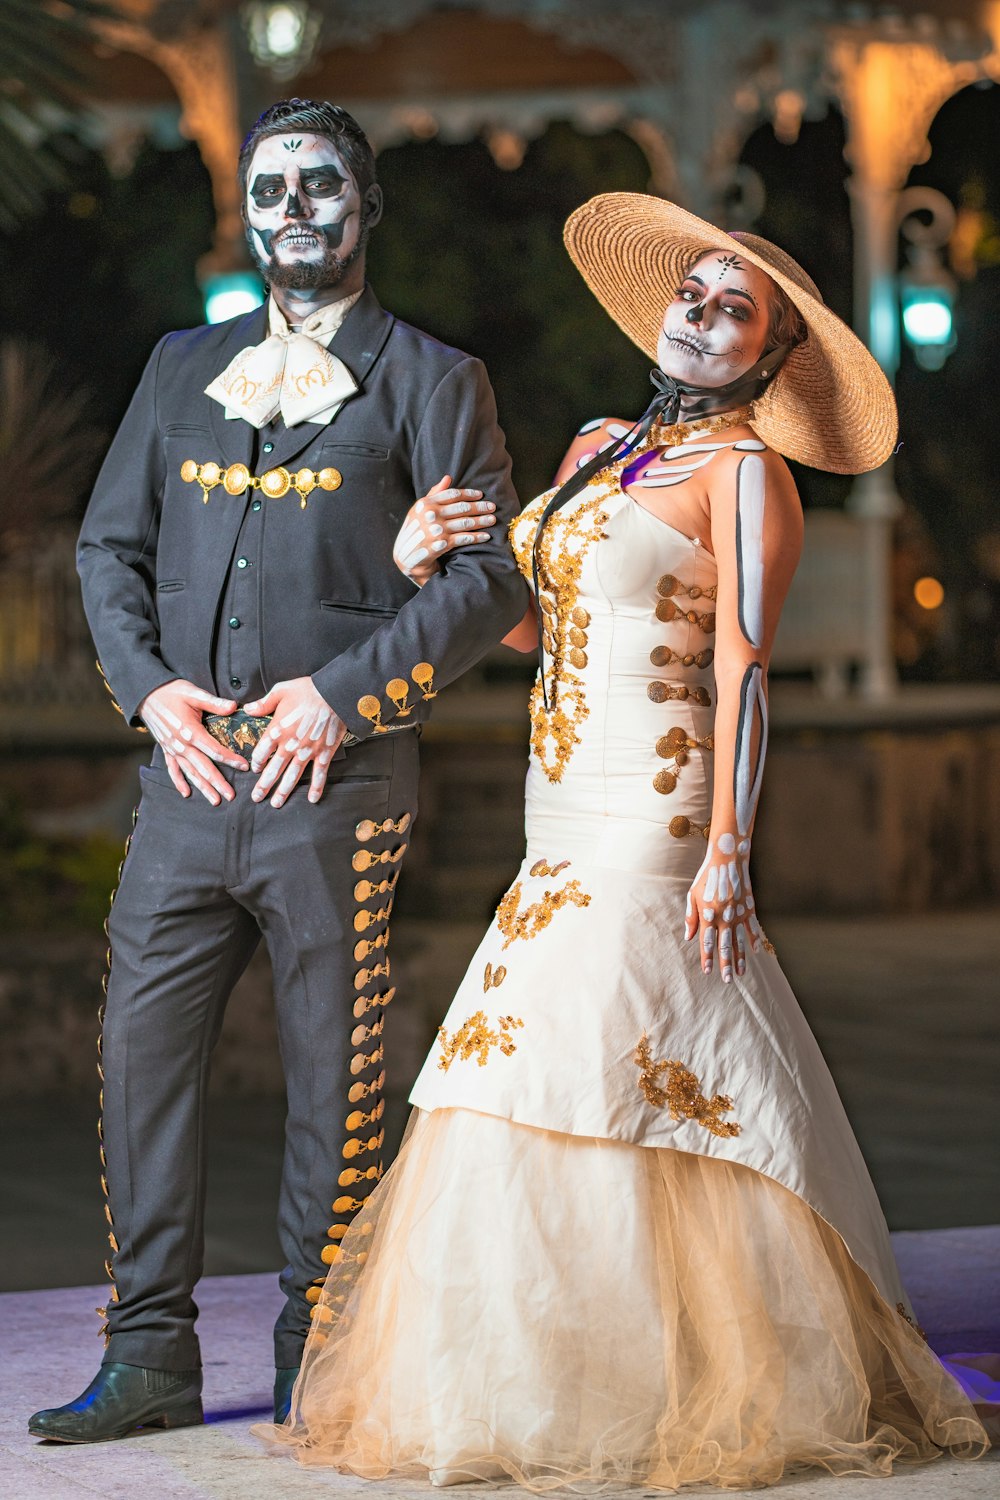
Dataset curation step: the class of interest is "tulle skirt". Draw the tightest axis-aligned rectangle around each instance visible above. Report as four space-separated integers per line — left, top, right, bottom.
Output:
257 1107 988 1491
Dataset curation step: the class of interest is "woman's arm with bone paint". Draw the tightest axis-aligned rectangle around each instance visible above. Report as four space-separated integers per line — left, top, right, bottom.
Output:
684 442 802 981
551 417 632 485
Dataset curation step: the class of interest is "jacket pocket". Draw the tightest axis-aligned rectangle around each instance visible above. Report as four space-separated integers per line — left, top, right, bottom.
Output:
157 579 186 593
164 423 211 435
319 442 390 461
320 598 397 617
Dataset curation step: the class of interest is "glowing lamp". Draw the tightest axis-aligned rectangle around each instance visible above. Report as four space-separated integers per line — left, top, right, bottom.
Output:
897 187 958 373
203 272 265 325
243 1 321 79
900 277 955 371
913 576 944 611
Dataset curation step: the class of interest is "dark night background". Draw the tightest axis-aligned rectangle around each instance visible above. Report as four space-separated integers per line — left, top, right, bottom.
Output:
0 8 997 1349
2 82 998 678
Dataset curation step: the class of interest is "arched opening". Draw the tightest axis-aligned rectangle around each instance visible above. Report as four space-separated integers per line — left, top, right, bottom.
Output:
893 79 1000 679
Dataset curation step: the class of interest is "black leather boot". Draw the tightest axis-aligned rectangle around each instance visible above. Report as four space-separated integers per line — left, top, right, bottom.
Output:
273 1364 301 1423
28 1362 203 1443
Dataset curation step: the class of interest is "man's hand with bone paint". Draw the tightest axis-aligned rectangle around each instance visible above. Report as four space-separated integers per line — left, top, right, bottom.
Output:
244 678 347 807
139 680 247 805
392 474 497 586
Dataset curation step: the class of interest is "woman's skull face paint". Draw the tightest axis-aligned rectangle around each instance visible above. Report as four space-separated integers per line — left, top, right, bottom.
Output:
657 252 774 387
245 132 363 289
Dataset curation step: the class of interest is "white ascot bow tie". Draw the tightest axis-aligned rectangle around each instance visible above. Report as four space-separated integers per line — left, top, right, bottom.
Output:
204 292 361 429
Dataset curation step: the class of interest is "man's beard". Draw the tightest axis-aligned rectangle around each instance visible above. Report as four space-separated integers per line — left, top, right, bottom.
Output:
248 222 368 291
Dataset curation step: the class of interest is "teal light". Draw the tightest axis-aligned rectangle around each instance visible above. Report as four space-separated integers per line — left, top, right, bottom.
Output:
899 279 955 371
204 272 265 325
901 286 953 346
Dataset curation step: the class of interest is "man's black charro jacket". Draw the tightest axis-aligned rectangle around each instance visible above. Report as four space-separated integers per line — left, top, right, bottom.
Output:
77 285 528 738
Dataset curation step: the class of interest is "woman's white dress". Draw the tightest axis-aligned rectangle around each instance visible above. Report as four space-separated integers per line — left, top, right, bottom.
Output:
259 440 990 1490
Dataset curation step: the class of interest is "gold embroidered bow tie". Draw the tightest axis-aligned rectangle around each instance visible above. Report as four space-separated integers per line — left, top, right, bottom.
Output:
204 330 359 429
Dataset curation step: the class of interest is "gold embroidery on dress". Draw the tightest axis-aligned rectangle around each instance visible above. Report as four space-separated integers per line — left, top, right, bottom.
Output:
511 491 607 783
496 870 592 949
634 1033 741 1138
437 1010 524 1071
483 962 507 992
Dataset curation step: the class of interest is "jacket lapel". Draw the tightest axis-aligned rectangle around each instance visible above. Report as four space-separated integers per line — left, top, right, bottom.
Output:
261 285 396 473
207 303 268 469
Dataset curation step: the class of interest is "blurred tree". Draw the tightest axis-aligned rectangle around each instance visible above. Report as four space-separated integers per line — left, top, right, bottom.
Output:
0 341 103 557
0 0 113 228
368 123 652 501
0 135 214 461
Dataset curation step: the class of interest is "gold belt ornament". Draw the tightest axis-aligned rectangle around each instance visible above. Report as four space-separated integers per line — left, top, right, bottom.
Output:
180 459 342 509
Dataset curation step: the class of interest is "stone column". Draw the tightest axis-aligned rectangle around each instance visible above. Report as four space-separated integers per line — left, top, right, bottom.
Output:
827 27 982 697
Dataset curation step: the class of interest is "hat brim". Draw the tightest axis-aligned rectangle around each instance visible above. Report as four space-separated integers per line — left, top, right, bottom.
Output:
564 193 897 475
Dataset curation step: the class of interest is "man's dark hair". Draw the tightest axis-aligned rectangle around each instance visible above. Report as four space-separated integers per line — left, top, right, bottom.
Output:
238 98 377 205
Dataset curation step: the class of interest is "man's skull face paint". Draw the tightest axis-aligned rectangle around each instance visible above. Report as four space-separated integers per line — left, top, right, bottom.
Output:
657 252 773 388
245 132 363 288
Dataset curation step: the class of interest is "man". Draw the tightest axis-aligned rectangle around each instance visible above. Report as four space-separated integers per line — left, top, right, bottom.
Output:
29 98 526 1443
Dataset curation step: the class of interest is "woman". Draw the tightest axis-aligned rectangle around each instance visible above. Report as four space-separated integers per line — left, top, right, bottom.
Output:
258 195 991 1488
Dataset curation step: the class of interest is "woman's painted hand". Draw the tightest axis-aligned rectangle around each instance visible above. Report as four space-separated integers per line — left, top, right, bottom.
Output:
684 832 765 982
393 474 497 586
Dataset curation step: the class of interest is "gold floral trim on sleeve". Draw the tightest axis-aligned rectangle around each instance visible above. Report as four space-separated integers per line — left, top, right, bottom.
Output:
634 1033 741 1138
437 1010 525 1072
496 866 591 949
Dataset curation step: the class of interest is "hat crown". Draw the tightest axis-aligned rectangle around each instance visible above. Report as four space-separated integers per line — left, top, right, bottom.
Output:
725 232 824 306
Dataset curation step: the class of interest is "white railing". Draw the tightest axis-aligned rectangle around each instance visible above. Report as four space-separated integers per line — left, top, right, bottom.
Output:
0 528 104 707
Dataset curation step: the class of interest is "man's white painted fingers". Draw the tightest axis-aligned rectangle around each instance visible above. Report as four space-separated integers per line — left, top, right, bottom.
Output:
251 728 281 772
308 755 330 803
165 755 190 797
253 751 289 799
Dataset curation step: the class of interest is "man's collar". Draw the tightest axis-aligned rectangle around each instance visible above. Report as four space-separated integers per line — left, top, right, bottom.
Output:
267 288 364 342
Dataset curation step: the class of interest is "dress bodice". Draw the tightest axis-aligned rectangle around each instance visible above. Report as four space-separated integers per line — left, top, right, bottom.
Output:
510 472 720 876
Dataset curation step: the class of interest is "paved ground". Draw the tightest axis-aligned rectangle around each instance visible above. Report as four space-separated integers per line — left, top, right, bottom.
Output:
1 908 997 1495
2 1256 998 1500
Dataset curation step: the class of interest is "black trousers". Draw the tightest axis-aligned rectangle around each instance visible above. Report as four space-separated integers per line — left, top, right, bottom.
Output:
99 730 419 1371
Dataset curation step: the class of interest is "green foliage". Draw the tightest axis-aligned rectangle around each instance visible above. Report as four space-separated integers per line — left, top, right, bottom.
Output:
0 136 214 463
0 796 122 932
0 0 116 228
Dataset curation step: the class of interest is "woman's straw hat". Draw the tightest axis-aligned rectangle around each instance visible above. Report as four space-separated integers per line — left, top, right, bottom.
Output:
564 193 897 474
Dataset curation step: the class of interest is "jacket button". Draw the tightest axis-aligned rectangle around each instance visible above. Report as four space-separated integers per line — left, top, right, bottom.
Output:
251 500 262 511
263 441 274 454
237 556 250 569
230 677 242 689
229 617 241 629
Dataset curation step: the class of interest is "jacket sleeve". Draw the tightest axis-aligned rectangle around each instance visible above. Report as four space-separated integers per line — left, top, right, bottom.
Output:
76 336 179 725
312 355 529 738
